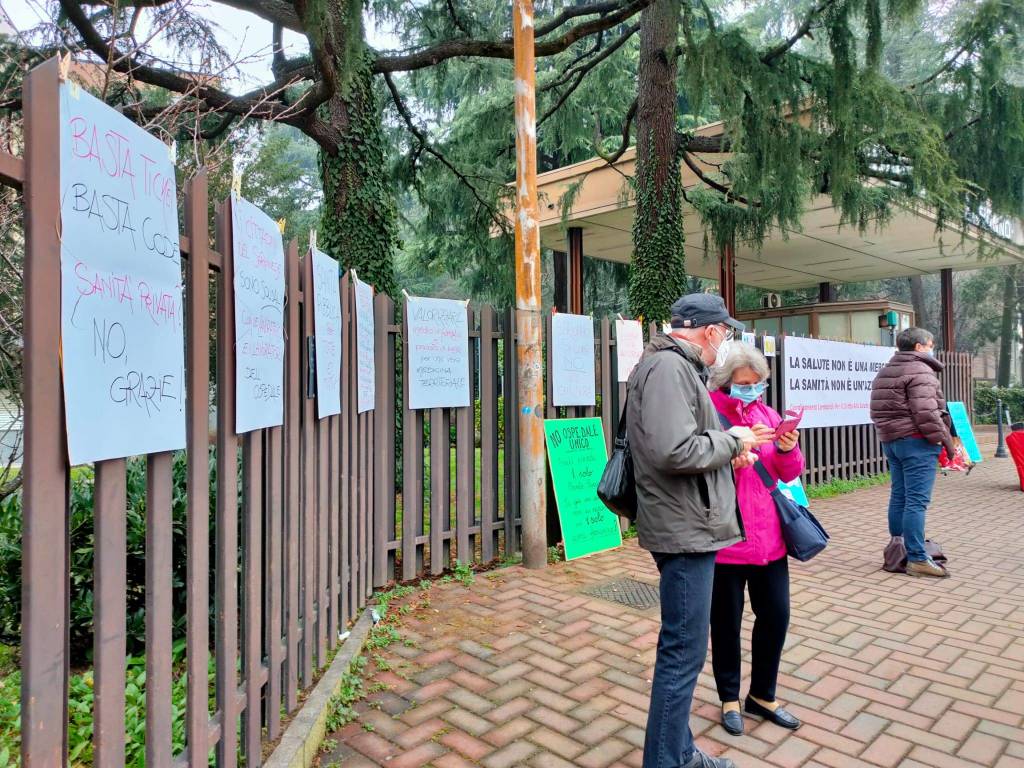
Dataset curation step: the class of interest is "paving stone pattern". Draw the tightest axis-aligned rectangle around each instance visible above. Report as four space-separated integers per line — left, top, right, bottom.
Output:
323 430 1024 767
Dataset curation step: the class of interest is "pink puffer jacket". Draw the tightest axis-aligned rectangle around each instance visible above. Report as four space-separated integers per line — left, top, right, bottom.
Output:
710 390 805 566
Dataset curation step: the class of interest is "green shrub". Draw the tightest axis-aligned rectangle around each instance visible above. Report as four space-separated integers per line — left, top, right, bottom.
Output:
0 450 218 665
974 383 1024 424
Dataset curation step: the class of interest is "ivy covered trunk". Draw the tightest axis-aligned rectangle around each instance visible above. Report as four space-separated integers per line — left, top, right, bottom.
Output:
301 0 398 296
630 0 686 325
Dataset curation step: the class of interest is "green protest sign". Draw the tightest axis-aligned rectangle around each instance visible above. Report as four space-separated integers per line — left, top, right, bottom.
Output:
544 417 623 560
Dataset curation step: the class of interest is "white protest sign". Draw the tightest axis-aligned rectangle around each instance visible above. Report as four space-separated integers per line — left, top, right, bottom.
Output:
354 274 376 413
311 248 341 418
615 319 644 382
783 336 894 428
407 297 470 409
232 194 285 433
741 331 756 346
551 313 596 406
59 83 186 464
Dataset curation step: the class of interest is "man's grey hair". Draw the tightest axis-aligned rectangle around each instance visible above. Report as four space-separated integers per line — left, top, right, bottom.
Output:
896 327 934 352
708 344 771 391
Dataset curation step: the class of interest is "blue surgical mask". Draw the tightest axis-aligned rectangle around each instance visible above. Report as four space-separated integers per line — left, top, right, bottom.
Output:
730 382 767 404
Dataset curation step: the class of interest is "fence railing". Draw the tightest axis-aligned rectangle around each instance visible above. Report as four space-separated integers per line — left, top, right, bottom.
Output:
5 58 977 768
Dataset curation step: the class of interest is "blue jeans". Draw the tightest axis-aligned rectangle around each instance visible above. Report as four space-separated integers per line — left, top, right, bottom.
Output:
643 551 716 768
882 437 941 563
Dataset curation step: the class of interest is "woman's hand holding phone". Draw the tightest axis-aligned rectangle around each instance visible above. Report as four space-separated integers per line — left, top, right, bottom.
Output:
776 429 800 452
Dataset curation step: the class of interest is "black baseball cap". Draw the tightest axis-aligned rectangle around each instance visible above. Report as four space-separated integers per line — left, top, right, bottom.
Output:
669 293 745 332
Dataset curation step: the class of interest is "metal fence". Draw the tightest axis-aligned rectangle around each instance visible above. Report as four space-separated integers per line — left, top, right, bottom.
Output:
4 58 977 768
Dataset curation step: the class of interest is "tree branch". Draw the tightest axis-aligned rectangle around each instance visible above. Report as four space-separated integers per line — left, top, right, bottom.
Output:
383 71 503 228
372 0 652 73
597 98 637 164
445 0 472 36
908 40 975 90
682 150 756 206
761 0 837 65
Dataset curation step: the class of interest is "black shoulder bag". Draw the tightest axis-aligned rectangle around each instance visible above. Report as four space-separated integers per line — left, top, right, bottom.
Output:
597 395 637 522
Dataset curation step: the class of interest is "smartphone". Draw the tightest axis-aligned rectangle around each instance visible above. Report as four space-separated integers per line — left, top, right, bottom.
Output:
774 408 804 439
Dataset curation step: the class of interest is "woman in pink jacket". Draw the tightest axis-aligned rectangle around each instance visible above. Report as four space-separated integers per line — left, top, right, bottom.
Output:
708 344 805 738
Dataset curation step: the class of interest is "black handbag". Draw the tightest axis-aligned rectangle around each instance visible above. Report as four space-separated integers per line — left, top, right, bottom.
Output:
597 394 637 522
719 413 829 562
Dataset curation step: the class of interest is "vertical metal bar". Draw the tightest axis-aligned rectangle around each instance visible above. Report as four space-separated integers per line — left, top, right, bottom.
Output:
455 308 475 564
373 295 396 585
429 407 448 574
266 424 283 738
503 308 520 557
339 274 352 622
215 198 240 767
600 318 613 453
243 433 263 765
284 239 300 712
21 56 68 768
479 307 498 561
301 253 315 686
513 0 547 570
184 172 211 766
328 413 339 646
146 452 174 768
402 301 423 579
360 408 371 602
93 459 127 766
317 399 329 664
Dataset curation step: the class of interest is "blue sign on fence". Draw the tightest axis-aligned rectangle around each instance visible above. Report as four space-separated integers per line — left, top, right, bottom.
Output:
948 401 982 464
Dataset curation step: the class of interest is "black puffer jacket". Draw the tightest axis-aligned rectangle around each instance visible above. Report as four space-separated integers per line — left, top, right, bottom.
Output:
869 351 954 455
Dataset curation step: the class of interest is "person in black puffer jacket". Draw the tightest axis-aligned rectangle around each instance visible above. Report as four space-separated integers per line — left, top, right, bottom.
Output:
870 327 955 578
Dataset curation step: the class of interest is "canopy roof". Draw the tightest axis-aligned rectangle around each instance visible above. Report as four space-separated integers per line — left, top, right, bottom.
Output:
534 121 1024 290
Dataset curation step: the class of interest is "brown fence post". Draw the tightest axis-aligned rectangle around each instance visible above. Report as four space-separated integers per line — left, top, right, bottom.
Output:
284 239 301 711
373 294 396 586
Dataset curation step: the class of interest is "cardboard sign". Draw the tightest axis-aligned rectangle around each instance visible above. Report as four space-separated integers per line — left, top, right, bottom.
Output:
783 336 894 428
354 274 376 413
311 248 341 418
948 401 982 463
59 82 186 464
551 313 596 406
544 418 623 560
407 296 470 409
777 477 809 507
232 194 286 433
615 319 644 382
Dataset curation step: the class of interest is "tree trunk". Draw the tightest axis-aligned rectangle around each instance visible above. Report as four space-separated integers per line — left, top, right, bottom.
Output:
299 0 398 295
908 275 928 331
629 0 686 325
997 265 1017 387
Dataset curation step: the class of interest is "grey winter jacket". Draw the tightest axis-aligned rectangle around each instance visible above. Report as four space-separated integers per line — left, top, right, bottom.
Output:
626 334 746 554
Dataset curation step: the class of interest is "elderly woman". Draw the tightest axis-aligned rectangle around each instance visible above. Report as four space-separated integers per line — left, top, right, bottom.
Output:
708 344 804 737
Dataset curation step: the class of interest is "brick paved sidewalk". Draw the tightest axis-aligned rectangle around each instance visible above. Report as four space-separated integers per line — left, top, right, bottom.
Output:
322 430 1024 768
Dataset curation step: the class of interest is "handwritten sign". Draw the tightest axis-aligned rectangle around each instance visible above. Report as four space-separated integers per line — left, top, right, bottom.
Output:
948 401 982 463
232 194 285 433
784 336 894 428
354 274 375 413
407 297 470 409
544 418 622 560
311 248 341 418
551 313 596 406
763 335 777 357
742 331 756 346
59 83 186 464
615 319 644 382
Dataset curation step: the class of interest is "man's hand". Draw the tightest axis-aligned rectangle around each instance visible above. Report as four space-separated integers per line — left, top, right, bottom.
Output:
732 452 759 469
729 424 776 453
776 429 799 453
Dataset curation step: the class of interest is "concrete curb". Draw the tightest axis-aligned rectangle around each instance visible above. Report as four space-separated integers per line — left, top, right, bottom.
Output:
265 609 375 768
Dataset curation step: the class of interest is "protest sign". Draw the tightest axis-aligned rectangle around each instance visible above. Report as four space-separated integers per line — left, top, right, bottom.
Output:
551 313 596 406
544 418 622 560
742 331 756 346
232 194 285 433
783 336 894 428
948 402 982 463
354 274 376 413
407 297 470 409
311 248 341 418
59 82 186 464
763 335 776 357
615 319 644 382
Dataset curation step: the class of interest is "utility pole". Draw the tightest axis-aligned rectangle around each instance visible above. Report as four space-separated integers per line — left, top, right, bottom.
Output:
513 0 547 569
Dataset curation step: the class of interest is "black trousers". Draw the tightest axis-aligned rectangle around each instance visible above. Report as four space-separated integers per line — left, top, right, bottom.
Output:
710 557 790 703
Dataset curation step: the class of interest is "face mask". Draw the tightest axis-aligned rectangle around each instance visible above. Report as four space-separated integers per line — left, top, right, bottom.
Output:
710 330 733 369
730 382 767 404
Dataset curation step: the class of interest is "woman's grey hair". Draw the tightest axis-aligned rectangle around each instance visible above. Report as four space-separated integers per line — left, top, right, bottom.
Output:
708 344 771 391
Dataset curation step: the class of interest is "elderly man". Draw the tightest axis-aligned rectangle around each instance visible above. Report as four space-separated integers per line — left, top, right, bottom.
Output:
870 327 955 578
628 294 772 768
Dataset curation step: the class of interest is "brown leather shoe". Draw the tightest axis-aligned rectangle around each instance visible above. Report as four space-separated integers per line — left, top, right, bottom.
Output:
907 558 949 578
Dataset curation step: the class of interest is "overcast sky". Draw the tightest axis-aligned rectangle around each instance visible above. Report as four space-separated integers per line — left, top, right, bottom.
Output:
1 0 399 93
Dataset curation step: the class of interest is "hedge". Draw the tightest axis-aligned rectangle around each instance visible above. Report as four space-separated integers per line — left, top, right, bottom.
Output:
974 384 1024 424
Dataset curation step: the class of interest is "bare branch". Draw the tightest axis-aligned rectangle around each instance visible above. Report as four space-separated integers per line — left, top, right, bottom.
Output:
596 98 637 164
682 150 757 206
761 0 838 65
908 40 975 90
372 0 652 73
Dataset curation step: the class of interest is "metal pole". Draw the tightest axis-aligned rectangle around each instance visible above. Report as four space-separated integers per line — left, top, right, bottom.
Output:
995 398 1008 458
513 0 547 569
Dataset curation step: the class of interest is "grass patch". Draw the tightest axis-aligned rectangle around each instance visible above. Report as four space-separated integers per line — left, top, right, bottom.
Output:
807 473 890 500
